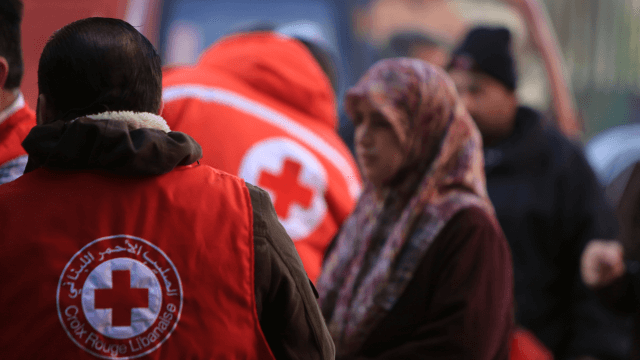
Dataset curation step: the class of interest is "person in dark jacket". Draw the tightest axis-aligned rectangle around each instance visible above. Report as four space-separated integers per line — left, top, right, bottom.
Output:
0 17 334 360
581 160 640 360
317 58 514 360
447 26 633 359
582 239 640 360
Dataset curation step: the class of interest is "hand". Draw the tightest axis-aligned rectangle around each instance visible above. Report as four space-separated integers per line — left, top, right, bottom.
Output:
581 240 626 289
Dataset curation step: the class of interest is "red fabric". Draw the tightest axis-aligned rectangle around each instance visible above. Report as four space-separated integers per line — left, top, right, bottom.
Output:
0 103 36 166
162 33 362 283
510 328 554 360
0 165 275 360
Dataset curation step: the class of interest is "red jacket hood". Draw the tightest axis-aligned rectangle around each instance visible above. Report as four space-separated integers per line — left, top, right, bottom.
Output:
197 32 337 129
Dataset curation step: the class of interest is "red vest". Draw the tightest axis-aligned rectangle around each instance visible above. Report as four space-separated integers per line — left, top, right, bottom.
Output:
163 33 362 282
0 103 36 166
0 165 275 360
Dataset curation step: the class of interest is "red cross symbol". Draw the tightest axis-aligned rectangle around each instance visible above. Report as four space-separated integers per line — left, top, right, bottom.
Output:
95 270 149 327
258 158 314 219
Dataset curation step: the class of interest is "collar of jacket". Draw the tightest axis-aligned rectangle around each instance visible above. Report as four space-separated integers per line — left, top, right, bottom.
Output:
22 111 202 176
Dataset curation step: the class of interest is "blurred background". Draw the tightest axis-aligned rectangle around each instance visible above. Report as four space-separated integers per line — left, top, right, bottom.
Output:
21 0 640 143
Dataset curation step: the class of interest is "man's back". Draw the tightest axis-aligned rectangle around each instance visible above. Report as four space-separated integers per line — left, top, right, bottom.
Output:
162 32 361 282
2 16 335 359
1 157 336 359
0 164 275 359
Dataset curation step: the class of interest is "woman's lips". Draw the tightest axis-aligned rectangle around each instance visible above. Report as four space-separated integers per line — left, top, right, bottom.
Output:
359 153 378 165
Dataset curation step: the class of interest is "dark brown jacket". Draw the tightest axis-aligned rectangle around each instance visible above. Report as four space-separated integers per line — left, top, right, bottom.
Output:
249 182 335 359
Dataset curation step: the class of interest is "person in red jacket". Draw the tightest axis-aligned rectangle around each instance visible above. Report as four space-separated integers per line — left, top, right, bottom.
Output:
0 17 334 360
0 0 35 184
162 30 362 283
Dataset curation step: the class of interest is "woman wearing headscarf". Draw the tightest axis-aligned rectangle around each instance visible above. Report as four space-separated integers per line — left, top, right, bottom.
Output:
316 58 514 360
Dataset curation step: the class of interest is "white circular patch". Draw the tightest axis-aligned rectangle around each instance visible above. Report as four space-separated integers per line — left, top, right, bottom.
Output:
82 258 162 339
239 137 328 240
57 235 183 359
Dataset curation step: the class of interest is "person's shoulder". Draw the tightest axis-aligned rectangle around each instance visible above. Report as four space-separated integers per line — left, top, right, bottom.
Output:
245 181 310 270
0 166 39 192
0 169 48 219
433 206 505 250
447 206 500 232
245 182 271 239
423 206 510 276
545 129 596 181
0 155 28 185
167 164 259 206
520 106 590 172
173 163 243 183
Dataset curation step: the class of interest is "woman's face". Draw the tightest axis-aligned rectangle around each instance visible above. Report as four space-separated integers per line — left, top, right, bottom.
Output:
353 99 404 189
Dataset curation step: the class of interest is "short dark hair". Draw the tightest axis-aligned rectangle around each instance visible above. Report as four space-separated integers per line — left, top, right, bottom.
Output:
38 17 162 122
0 0 24 90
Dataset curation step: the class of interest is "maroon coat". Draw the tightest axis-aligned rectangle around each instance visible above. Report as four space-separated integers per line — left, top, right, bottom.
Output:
348 207 514 360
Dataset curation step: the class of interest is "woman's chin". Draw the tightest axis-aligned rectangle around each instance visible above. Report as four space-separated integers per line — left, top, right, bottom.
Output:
363 172 384 188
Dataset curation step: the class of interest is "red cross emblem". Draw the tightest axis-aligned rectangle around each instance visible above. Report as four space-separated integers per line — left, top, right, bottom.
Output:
94 270 149 327
57 235 183 359
258 158 314 218
239 138 329 241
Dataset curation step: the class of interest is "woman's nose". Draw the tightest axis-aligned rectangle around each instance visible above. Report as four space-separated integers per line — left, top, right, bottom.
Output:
356 124 375 147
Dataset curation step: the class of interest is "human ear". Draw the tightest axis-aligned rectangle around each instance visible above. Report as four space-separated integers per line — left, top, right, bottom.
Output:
36 94 55 125
157 99 164 116
0 57 9 89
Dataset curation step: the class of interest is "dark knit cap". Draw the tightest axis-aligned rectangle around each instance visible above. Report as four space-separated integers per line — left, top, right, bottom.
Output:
448 26 517 90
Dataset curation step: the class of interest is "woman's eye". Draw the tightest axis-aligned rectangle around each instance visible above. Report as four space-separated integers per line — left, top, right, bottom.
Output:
374 121 391 128
371 112 391 128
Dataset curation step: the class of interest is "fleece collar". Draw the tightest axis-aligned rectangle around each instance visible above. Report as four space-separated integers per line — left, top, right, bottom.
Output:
84 111 171 133
23 111 202 176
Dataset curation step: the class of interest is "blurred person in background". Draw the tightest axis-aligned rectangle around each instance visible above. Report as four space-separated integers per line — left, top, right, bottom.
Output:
336 0 582 156
582 129 640 360
0 17 334 359
582 237 640 359
317 58 513 360
0 0 35 184
162 27 361 283
581 177 640 359
447 25 632 360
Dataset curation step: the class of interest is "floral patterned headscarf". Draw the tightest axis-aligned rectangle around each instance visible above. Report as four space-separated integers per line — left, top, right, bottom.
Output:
316 58 496 358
